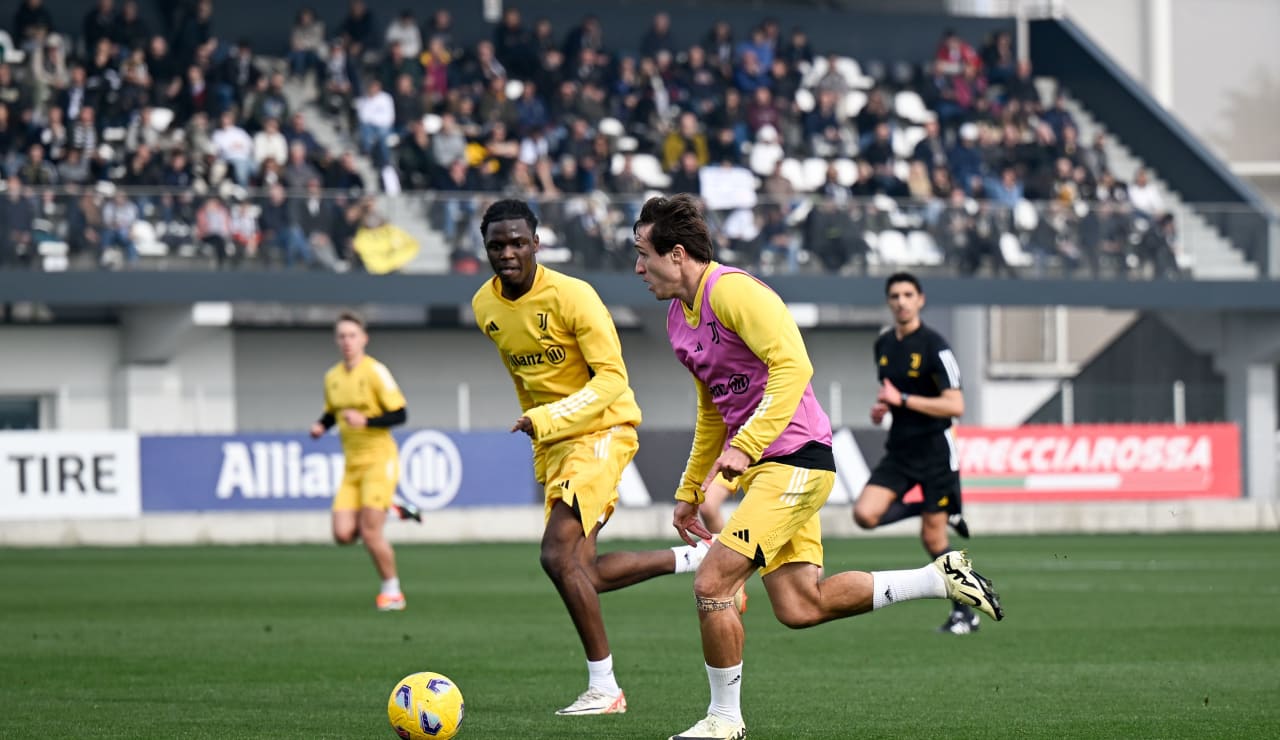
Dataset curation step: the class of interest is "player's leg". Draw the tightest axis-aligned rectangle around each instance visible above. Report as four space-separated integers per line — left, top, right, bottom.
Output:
671 463 824 740
562 426 708 592
668 541 755 740
853 455 920 529
940 430 970 538
761 524 1002 627
760 462 1000 629
359 458 404 611
332 466 361 544
540 500 628 715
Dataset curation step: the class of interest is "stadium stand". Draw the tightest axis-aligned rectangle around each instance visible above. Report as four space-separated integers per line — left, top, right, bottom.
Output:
0 1 1245 277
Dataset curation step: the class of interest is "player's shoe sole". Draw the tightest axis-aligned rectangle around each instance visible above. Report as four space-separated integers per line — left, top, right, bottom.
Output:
933 550 1003 621
555 688 626 715
669 714 747 739
376 593 407 611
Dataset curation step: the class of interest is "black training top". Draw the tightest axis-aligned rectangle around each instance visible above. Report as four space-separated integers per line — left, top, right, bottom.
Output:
873 323 962 449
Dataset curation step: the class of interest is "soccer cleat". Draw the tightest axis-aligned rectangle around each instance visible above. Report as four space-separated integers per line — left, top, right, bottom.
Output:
376 592 407 611
668 714 747 740
733 584 749 615
933 550 1003 621
394 503 422 523
554 688 627 715
938 610 981 635
947 512 971 539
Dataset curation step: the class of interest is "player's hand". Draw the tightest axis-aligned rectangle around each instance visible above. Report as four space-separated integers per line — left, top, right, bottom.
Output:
309 422 326 439
511 416 534 437
877 378 902 407
702 446 752 490
341 409 367 429
870 402 889 425
673 500 713 546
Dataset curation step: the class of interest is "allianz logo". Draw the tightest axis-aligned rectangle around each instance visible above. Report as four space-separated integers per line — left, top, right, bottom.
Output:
214 430 463 510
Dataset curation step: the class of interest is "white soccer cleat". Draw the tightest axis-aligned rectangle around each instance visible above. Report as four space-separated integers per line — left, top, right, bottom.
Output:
554 687 627 715
669 714 747 739
933 550 1004 621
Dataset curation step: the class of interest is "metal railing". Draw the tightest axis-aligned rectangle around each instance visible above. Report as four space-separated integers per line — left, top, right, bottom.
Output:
0 184 1269 280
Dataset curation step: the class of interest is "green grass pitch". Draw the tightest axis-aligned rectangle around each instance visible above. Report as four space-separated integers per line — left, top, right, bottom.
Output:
3 533 1279 739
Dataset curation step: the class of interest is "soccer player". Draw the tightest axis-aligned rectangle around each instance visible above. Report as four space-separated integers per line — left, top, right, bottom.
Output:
309 312 417 612
633 194 1003 740
853 272 979 634
472 198 711 716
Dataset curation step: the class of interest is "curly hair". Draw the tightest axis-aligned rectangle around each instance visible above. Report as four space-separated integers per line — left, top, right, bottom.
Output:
480 198 539 238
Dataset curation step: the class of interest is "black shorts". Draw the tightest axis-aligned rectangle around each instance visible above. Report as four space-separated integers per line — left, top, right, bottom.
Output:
867 432 961 513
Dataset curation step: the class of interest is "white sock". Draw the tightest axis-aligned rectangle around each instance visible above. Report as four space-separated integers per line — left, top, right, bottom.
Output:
380 577 401 596
871 565 947 610
706 663 743 724
672 541 707 574
587 655 620 694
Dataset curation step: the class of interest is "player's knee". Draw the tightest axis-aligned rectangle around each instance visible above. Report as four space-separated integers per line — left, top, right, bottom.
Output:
853 506 880 530
692 569 735 602
357 522 383 544
333 529 358 545
539 546 571 582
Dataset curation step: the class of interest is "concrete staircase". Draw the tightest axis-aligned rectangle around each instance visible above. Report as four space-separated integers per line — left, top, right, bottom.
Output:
280 75 451 273
1047 82 1259 280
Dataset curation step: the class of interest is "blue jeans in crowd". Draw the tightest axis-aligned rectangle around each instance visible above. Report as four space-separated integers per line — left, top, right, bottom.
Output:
101 228 138 262
358 123 392 168
267 226 314 267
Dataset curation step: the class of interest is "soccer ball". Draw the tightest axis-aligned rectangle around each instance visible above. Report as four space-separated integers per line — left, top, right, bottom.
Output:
387 672 466 739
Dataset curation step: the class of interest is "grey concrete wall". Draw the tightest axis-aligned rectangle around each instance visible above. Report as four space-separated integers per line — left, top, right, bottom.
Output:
1063 0 1280 165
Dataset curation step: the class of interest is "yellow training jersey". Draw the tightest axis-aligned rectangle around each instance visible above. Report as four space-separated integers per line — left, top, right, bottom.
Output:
323 355 407 465
472 265 642 455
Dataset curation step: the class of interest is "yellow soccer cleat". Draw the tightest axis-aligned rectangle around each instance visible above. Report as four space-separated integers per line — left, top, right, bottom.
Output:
933 550 1004 621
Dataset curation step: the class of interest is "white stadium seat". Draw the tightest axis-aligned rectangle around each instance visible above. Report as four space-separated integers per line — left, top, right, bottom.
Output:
876 230 909 265
999 233 1034 267
907 230 945 266
893 90 931 124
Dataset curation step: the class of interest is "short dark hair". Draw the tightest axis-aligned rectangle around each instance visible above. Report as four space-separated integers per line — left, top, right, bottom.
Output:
480 198 538 238
335 310 366 330
634 193 714 262
884 271 922 296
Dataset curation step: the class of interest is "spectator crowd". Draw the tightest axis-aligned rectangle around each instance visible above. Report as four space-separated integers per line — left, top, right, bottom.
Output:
0 0 1182 277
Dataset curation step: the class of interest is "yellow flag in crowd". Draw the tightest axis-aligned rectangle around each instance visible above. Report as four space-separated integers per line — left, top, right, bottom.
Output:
353 224 420 274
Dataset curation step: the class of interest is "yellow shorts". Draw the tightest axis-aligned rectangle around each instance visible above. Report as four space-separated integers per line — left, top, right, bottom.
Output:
542 425 638 536
718 462 835 576
333 456 399 512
